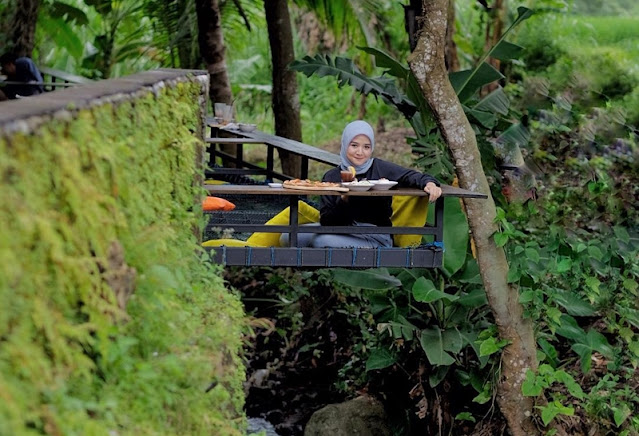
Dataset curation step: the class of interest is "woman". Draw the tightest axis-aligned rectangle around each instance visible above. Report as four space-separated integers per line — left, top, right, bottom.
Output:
282 120 442 248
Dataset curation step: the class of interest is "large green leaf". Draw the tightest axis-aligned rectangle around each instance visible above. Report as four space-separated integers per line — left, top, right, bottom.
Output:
49 1 89 25
473 87 510 115
358 46 410 79
572 329 615 373
449 62 504 104
39 15 84 60
457 258 482 284
412 277 458 303
456 288 487 308
357 46 431 120
366 348 397 371
442 328 464 354
85 0 112 14
554 315 587 342
420 327 456 366
460 329 489 368
449 7 533 104
553 291 596 317
496 122 530 148
491 41 525 61
442 197 469 276
331 268 402 290
290 54 416 117
429 365 450 387
465 107 497 129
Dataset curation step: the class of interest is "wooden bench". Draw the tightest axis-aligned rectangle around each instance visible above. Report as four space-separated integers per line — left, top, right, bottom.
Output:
206 121 340 181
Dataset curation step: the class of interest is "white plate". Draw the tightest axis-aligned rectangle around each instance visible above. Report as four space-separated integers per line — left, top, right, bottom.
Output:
369 180 398 190
268 183 283 188
342 182 374 191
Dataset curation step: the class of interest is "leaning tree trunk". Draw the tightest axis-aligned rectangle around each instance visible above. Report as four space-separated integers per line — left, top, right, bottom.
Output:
407 1 538 435
265 0 303 179
7 0 39 57
195 0 236 166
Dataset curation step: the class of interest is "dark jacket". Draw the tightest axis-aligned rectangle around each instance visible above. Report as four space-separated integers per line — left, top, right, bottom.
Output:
320 159 439 227
3 57 44 99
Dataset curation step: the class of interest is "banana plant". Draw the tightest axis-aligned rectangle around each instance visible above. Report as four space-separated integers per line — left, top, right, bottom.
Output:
290 7 536 180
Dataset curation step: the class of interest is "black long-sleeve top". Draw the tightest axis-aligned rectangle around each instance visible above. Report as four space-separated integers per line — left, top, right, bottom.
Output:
320 159 440 227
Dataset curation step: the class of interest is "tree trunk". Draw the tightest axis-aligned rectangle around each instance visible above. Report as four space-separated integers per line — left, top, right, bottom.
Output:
407 1 538 435
482 0 505 94
8 0 39 57
403 0 424 52
445 0 460 72
177 0 198 69
195 0 236 166
265 0 303 179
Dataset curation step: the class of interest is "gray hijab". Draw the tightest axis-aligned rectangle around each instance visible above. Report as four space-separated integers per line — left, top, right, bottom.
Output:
339 120 375 174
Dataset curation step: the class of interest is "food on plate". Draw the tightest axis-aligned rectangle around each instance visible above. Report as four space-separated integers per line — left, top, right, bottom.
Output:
346 180 373 186
283 179 349 192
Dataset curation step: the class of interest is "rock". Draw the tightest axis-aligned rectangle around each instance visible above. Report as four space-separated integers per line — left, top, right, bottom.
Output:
303 395 391 436
247 417 280 436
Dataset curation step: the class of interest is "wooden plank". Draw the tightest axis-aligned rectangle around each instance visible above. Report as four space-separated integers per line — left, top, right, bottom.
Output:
204 184 487 199
210 127 341 166
204 223 438 235
39 67 93 84
205 246 442 268
205 138 265 144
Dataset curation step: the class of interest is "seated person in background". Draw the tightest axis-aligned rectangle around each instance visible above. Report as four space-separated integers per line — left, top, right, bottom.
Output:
0 53 44 99
282 120 442 248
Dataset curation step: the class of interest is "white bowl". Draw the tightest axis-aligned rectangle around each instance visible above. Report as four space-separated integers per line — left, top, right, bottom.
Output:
238 123 257 132
268 182 283 188
342 182 374 191
369 180 398 190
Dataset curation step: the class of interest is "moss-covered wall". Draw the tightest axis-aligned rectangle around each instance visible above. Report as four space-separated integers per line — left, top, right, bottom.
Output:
0 70 246 435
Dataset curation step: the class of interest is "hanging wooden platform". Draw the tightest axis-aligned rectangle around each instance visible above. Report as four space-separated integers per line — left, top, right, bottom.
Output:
203 184 487 268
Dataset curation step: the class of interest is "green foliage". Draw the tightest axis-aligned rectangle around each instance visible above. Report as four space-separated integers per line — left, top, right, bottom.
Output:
0 82 245 435
330 267 491 386
522 364 584 425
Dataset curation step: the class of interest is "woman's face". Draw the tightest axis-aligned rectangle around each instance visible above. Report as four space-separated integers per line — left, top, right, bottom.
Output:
346 134 373 167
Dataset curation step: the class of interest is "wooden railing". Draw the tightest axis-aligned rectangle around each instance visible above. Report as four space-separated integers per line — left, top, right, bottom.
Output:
39 67 93 92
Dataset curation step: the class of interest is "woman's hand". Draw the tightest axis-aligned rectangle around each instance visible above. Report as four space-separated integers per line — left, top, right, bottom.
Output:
424 182 442 202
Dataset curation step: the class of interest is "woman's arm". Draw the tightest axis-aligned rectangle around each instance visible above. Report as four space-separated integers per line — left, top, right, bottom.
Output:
374 159 442 202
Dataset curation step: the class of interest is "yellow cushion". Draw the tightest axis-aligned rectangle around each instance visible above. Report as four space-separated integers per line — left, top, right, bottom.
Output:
246 201 320 247
391 196 429 247
202 238 255 247
204 179 229 185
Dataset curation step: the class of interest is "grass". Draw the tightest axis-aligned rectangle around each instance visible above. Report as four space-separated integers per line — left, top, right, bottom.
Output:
535 15 639 58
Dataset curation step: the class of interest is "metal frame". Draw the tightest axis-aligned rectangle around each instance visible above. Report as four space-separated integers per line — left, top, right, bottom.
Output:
203 185 486 268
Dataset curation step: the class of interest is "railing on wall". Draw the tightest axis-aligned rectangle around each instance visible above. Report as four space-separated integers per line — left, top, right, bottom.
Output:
0 67 92 96
38 67 93 91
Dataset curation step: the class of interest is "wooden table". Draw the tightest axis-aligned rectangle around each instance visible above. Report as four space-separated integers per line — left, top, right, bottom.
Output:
203 184 487 268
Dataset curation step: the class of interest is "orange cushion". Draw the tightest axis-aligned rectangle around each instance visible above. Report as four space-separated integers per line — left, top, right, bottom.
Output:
202 196 236 211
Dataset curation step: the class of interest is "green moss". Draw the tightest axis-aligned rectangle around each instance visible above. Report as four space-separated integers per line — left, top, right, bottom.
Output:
0 80 245 435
